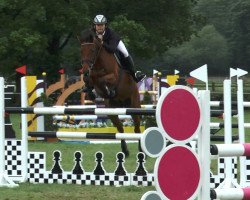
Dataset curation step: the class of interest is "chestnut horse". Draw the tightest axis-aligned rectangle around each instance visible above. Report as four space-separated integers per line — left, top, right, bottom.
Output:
78 30 142 157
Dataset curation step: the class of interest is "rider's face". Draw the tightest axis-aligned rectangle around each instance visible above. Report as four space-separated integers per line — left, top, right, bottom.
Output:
95 24 106 34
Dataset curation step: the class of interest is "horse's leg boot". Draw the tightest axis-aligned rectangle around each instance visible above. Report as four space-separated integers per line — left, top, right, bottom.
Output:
82 73 93 92
82 72 96 99
104 86 116 98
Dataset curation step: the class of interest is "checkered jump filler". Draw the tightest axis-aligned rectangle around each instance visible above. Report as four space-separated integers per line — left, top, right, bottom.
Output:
2 73 250 200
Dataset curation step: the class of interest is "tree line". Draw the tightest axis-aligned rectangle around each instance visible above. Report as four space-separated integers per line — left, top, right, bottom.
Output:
0 0 249 82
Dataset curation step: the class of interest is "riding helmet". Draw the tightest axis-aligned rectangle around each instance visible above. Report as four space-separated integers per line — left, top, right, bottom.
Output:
93 15 107 24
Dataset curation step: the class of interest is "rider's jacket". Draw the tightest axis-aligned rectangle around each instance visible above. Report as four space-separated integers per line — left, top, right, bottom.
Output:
93 27 121 53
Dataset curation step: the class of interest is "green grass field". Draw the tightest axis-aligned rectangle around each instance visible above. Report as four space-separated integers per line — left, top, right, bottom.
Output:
1 108 250 200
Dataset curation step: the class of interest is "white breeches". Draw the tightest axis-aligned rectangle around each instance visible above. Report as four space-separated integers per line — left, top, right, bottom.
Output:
117 40 129 58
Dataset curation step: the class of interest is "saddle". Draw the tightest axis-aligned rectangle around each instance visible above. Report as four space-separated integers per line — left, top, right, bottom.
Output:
114 51 127 71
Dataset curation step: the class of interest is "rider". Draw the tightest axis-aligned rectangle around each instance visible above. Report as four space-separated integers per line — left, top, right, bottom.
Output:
82 14 146 97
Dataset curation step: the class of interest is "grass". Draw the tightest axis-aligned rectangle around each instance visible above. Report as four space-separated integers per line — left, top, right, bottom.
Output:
2 105 250 200
0 184 152 200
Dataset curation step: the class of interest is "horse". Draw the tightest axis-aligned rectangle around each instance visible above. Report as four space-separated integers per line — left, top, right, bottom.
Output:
78 29 142 157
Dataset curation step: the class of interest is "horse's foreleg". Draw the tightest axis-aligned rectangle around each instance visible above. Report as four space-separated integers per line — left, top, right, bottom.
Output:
132 115 141 133
109 115 129 157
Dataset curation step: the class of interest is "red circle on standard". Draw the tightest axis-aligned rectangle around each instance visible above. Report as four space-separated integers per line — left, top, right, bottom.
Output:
160 88 200 141
156 146 200 200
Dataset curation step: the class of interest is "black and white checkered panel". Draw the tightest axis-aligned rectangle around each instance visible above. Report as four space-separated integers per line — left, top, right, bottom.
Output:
4 140 23 181
210 171 222 189
28 152 132 186
210 157 238 188
131 173 154 186
245 156 250 186
28 152 46 183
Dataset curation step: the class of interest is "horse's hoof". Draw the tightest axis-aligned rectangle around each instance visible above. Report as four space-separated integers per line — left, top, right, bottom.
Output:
108 90 116 99
123 150 130 158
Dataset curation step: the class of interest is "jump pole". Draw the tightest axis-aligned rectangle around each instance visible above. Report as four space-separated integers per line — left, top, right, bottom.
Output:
28 131 142 140
210 144 250 157
5 107 156 115
237 74 247 186
0 77 18 187
211 188 250 200
53 114 133 121
5 106 228 118
210 101 250 107
20 77 28 182
198 89 211 199
220 79 240 189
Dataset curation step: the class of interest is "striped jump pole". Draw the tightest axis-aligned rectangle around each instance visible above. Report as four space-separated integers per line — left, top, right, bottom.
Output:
5 107 155 115
210 144 250 157
210 101 250 107
210 122 250 129
4 106 228 117
210 188 250 200
53 114 133 121
54 104 157 109
28 131 142 140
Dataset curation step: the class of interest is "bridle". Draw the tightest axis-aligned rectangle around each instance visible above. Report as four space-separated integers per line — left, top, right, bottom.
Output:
81 40 102 70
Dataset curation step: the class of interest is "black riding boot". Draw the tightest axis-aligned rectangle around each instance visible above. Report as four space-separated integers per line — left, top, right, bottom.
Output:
123 55 146 83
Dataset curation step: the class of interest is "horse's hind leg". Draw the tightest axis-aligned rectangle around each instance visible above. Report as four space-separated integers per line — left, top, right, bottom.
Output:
132 115 143 152
131 91 143 153
108 115 129 157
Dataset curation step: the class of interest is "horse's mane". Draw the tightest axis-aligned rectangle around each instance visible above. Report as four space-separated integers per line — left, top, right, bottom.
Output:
78 29 95 43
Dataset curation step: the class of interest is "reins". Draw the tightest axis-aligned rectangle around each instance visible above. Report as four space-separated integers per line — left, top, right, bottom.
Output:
81 40 102 70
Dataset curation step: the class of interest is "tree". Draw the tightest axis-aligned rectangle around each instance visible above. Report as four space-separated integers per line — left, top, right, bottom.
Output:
0 0 202 79
86 0 203 56
228 1 250 68
196 0 250 72
0 0 89 80
163 25 230 75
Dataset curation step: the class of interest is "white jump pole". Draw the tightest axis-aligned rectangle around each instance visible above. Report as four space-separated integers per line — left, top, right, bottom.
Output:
198 90 210 199
237 78 246 186
20 77 28 182
0 77 18 187
219 79 240 189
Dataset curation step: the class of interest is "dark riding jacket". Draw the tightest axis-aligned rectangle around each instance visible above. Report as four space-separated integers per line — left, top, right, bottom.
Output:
93 27 121 53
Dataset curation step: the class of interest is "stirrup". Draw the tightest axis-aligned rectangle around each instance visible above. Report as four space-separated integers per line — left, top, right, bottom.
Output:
135 71 146 82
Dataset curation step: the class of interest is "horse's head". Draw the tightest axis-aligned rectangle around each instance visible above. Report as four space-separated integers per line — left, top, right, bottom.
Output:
79 29 102 72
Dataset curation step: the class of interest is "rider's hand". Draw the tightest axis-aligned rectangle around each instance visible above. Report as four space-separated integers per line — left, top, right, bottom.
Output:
97 34 103 41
